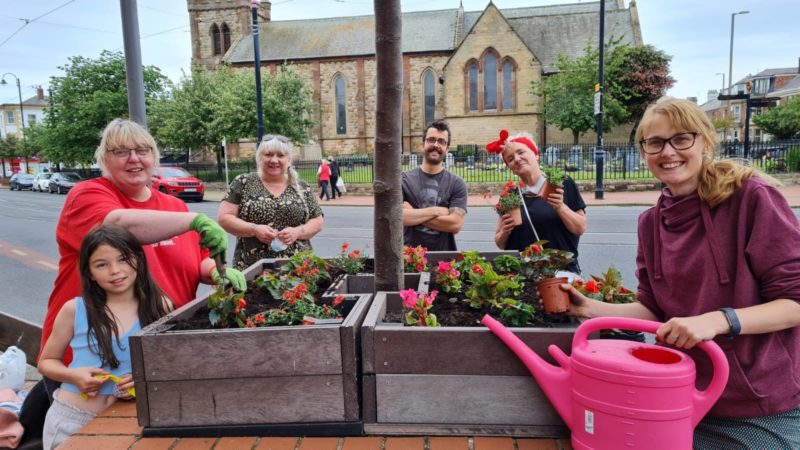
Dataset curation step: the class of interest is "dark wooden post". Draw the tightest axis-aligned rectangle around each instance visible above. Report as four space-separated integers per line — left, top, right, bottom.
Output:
373 0 403 292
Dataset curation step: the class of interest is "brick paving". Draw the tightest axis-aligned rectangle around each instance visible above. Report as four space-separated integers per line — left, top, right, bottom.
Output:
61 401 573 450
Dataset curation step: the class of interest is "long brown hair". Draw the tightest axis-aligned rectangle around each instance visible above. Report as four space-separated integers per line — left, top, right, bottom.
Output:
635 97 774 208
78 225 168 368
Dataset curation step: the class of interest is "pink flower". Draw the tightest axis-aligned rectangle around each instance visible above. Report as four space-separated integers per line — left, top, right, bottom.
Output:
400 289 419 308
416 264 424 272
437 261 452 273
425 290 438 305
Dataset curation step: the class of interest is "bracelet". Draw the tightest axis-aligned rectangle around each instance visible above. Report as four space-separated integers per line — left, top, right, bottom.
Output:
719 307 741 339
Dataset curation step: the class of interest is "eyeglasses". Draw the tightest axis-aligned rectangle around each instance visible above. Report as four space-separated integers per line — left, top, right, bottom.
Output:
107 147 152 159
639 132 698 154
263 134 289 143
425 137 448 147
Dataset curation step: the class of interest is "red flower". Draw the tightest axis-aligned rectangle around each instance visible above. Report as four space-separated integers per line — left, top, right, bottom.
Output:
301 320 315 325
585 280 600 294
341 242 350 252
255 314 265 324
294 266 303 276
333 295 345 306
530 244 542 254
239 299 247 309
472 264 485 275
620 287 630 294
246 319 255 328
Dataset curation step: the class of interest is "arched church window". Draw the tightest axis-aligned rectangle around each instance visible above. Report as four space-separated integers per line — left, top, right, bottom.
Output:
221 23 231 53
423 69 436 128
211 24 221 56
334 75 347 135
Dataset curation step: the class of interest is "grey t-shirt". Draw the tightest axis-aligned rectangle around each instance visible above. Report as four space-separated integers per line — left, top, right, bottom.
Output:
401 167 468 251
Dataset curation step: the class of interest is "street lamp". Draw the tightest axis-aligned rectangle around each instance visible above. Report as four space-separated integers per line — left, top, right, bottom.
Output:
727 11 749 95
715 72 725 92
1 73 25 136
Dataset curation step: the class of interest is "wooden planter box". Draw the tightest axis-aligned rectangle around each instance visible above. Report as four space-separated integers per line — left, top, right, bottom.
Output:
130 259 373 437
360 291 576 437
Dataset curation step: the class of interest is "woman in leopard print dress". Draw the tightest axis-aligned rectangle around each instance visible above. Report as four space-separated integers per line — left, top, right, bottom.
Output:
218 134 324 270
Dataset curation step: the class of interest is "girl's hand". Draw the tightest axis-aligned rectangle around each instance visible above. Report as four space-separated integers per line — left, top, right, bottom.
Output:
114 374 135 400
498 213 517 233
546 187 565 212
71 367 108 396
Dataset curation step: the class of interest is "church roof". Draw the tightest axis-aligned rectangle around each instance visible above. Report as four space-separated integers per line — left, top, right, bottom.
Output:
226 0 641 71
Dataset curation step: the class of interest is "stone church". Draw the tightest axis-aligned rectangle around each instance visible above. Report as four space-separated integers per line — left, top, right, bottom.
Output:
188 0 642 156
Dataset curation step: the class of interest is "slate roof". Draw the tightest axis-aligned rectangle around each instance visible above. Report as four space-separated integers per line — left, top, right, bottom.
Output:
226 0 640 72
771 75 800 96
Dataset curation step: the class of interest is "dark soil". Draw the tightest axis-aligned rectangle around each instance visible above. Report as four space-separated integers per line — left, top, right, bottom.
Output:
171 272 345 331
384 279 574 328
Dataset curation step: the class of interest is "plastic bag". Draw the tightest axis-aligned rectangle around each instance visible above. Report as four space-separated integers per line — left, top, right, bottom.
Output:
336 176 346 193
0 347 26 392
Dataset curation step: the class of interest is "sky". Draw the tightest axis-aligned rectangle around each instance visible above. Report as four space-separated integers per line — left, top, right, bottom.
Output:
1 0 798 107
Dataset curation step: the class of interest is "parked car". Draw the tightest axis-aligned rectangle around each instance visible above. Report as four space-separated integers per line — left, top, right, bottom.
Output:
32 173 53 192
48 172 83 194
151 166 205 201
9 173 34 191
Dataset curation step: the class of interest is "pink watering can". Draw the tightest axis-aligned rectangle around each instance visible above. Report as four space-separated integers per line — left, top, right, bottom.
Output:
482 315 729 450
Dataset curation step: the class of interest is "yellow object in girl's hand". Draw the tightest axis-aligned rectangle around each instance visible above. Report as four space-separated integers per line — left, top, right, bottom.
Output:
79 374 136 400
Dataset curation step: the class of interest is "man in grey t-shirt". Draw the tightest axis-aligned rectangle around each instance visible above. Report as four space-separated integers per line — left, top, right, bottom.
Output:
402 120 468 251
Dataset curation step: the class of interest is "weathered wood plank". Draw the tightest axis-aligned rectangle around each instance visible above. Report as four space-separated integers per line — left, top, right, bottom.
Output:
139 326 343 381
362 375 377 422
0 311 42 365
360 293 388 374
146 375 346 427
375 374 564 426
339 294 372 421
373 326 573 376
363 423 569 438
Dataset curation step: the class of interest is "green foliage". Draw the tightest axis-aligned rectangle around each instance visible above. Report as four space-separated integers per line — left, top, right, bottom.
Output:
534 41 674 144
492 255 521 274
464 264 523 310
541 166 566 184
151 63 316 154
753 98 800 140
572 266 637 304
519 240 574 279
499 299 538 327
786 147 800 172
277 251 331 293
329 242 367 275
40 51 169 166
207 287 247 328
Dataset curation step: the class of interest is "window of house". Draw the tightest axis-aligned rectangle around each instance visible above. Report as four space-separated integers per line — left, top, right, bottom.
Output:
334 75 346 135
483 53 497 110
502 60 514 110
6 111 14 124
423 70 436 128
211 24 221 56
222 23 231 53
468 62 478 111
27 114 36 125
732 104 741 120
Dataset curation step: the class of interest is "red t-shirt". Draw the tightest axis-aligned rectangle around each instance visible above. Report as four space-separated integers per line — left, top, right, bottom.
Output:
318 164 331 181
43 177 207 363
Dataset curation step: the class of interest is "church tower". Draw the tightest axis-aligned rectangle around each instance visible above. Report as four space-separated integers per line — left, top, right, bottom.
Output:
187 0 271 69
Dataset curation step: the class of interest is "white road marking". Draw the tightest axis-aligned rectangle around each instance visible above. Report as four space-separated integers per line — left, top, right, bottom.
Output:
37 260 59 270
11 249 27 256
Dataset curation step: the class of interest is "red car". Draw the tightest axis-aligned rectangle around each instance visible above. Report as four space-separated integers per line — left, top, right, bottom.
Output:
151 166 205 202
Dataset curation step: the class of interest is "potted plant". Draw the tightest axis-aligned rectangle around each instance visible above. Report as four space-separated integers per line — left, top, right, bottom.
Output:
572 267 643 341
492 180 524 226
403 244 429 273
520 241 574 314
539 166 566 202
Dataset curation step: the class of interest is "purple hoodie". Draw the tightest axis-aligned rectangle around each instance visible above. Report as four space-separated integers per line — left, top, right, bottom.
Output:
636 177 800 418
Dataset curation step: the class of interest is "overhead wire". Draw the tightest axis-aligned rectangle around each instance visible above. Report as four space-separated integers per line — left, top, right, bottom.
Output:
0 0 77 49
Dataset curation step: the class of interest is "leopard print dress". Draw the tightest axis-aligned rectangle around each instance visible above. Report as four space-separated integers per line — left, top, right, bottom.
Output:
223 172 323 270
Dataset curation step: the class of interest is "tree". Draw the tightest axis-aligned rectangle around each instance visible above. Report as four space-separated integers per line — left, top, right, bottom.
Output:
40 50 169 166
0 135 20 177
151 64 315 158
535 42 674 144
612 44 675 142
753 97 800 140
712 116 738 135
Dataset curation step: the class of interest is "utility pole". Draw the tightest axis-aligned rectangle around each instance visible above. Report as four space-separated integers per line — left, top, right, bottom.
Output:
251 0 264 142
119 0 147 127
594 0 605 200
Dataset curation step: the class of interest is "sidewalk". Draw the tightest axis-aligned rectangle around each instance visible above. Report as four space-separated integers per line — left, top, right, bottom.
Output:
204 184 800 208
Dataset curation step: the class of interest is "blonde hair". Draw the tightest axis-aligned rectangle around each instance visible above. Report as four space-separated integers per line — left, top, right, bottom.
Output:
95 119 160 177
635 97 774 208
256 135 301 192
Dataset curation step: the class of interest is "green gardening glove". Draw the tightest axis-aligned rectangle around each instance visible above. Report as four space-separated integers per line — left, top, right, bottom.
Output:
189 214 227 258
211 267 247 292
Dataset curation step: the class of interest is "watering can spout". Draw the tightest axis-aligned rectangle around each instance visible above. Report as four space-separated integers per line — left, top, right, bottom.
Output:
481 315 573 428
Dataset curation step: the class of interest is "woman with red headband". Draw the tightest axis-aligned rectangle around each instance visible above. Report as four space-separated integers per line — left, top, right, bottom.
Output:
488 130 586 274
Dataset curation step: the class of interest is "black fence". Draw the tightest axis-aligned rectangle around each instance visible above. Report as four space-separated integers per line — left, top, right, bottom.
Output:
182 139 800 185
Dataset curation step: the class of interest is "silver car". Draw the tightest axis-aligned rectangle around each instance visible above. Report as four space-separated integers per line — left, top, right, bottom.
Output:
32 173 53 192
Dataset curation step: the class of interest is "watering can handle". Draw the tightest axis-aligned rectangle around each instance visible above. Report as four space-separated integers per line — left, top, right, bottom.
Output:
573 317 729 426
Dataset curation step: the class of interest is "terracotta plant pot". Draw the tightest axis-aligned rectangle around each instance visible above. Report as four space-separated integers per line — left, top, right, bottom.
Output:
508 207 523 226
538 277 570 313
539 181 561 202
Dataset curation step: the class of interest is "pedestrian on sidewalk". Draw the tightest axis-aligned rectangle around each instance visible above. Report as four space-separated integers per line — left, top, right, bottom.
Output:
328 155 342 199
402 120 467 251
560 97 800 448
318 158 331 201
487 129 586 274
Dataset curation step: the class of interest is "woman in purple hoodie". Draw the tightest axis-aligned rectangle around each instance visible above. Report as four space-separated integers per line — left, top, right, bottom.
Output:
562 97 800 448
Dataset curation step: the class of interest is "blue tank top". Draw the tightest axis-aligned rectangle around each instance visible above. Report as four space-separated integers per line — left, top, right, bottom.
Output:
61 297 141 396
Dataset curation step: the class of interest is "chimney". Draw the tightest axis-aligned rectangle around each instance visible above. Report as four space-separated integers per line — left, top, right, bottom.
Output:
37 86 44 100
707 90 718 102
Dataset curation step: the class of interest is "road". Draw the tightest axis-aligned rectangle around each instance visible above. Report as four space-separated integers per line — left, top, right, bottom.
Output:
1 188 648 325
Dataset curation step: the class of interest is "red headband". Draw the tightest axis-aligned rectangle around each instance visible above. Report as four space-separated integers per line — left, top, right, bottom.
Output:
485 129 539 155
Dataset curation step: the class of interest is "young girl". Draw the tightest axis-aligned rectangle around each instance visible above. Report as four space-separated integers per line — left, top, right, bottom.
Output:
38 225 171 449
